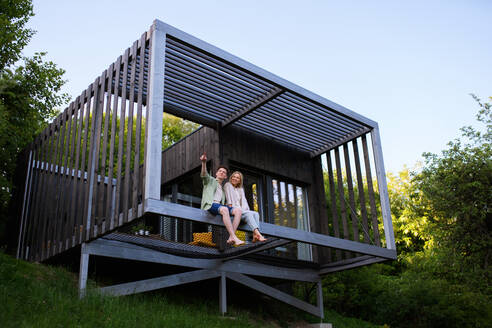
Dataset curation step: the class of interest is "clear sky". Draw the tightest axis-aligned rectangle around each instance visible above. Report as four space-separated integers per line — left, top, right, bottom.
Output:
23 0 492 173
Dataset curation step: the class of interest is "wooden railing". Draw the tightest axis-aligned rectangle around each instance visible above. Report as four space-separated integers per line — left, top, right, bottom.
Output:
17 31 152 262
319 129 394 263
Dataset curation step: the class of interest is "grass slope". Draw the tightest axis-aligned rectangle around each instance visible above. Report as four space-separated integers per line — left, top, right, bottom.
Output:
0 251 379 327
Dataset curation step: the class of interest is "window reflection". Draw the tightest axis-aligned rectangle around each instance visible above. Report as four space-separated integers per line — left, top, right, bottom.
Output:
271 179 312 261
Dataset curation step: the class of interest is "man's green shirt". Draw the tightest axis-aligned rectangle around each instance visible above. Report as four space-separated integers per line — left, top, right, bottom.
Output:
200 172 225 210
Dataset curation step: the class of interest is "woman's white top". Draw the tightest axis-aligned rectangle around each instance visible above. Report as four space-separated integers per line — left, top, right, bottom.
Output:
224 182 250 211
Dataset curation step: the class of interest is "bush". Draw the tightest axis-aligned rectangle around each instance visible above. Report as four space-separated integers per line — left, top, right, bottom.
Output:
323 258 492 328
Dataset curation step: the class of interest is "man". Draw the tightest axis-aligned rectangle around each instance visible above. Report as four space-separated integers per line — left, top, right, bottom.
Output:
200 152 244 246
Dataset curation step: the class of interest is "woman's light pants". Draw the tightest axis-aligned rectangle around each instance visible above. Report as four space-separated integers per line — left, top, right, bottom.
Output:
241 210 260 231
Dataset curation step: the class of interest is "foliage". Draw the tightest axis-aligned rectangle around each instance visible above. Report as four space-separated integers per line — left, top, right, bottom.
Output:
387 167 433 255
0 55 69 242
322 260 492 328
413 94 492 285
320 95 492 327
0 0 34 72
0 0 70 247
162 113 199 150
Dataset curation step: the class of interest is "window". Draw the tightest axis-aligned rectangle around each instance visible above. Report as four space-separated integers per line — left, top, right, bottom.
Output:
231 165 312 261
269 178 312 261
160 168 209 242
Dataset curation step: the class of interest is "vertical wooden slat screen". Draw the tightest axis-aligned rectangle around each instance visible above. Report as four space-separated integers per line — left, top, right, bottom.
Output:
84 76 100 241
73 89 89 247
99 63 114 234
52 105 69 255
39 122 56 260
18 29 152 261
106 57 122 231
342 143 359 243
68 95 84 249
90 71 107 238
25 137 41 260
114 47 130 228
362 134 381 246
46 116 61 257
27 141 38 261
334 148 349 249
326 154 341 260
132 33 147 220
63 96 78 249
34 129 47 260
352 138 370 244
17 148 33 259
78 85 92 244
322 131 384 257
123 41 138 224
81 81 96 242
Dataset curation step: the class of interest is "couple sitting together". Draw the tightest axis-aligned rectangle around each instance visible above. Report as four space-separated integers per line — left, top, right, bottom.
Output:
200 153 267 247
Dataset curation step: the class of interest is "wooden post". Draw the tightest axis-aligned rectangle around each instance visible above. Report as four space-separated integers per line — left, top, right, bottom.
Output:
317 280 324 319
144 20 165 202
79 243 89 298
17 150 33 259
370 126 395 250
219 272 227 315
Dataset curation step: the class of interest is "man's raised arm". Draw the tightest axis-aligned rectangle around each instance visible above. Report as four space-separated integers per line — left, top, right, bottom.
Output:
200 152 207 177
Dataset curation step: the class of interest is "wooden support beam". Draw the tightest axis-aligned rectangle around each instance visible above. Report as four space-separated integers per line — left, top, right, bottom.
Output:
85 238 320 282
317 281 324 319
226 272 322 318
220 238 291 262
319 255 387 275
79 243 89 298
221 87 283 127
145 199 397 259
219 272 227 315
100 269 220 297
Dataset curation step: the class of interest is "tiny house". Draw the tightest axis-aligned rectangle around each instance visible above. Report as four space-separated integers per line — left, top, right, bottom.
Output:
14 20 396 317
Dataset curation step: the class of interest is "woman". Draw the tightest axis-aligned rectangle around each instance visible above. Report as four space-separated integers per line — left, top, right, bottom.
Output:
224 171 267 242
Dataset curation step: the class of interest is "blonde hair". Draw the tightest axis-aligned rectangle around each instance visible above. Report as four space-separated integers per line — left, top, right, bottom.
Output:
229 171 244 188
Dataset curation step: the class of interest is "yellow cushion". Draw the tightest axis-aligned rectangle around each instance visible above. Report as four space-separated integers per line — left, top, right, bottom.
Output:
190 232 216 248
235 230 246 241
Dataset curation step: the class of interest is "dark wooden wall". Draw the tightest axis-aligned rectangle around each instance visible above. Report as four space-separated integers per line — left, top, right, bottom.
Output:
161 126 219 185
221 126 312 184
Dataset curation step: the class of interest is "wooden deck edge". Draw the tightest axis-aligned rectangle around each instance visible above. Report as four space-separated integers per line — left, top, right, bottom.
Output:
144 198 397 260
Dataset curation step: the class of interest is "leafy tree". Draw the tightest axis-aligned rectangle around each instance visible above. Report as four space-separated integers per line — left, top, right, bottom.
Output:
387 167 433 255
413 95 491 285
162 113 199 150
0 0 69 246
0 0 34 72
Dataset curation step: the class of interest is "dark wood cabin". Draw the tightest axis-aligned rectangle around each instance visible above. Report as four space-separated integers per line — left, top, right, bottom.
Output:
13 20 396 318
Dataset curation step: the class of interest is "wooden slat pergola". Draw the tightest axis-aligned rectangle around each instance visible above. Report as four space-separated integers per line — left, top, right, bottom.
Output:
15 20 396 318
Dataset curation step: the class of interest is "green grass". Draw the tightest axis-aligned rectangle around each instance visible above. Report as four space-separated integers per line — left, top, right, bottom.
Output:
0 251 379 327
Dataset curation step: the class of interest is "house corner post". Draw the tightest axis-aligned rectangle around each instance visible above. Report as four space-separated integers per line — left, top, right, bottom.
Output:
370 125 396 250
144 20 166 204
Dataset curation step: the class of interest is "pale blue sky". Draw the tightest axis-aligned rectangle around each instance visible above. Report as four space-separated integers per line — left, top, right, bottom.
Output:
23 0 492 173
